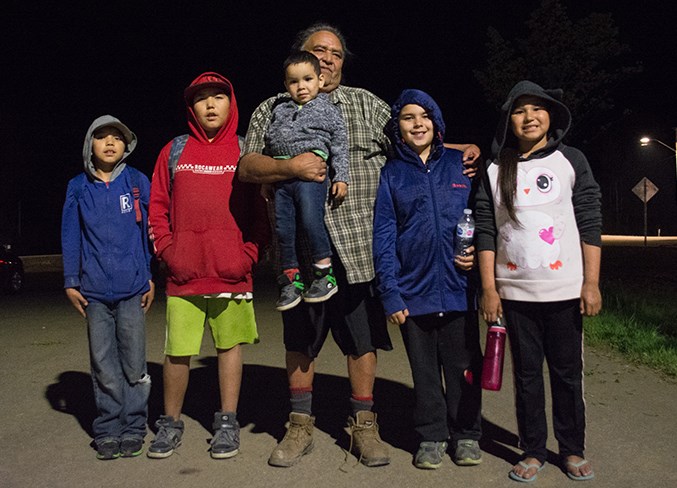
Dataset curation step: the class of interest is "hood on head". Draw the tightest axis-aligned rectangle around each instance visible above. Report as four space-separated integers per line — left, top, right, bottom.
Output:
385 89 445 162
82 115 137 180
184 71 238 143
491 80 571 157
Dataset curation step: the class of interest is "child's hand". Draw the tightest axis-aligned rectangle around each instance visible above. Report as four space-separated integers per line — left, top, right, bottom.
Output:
388 309 409 325
580 282 602 316
142 280 155 313
331 182 348 207
454 245 475 270
480 288 502 324
65 288 88 318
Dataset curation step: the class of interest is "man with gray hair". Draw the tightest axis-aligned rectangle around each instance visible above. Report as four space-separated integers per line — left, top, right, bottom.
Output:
239 22 480 468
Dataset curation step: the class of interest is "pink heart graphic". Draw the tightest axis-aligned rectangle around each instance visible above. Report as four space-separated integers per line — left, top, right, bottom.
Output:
539 226 555 245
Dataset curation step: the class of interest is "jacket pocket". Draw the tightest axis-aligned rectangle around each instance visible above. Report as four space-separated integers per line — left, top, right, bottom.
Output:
168 230 250 285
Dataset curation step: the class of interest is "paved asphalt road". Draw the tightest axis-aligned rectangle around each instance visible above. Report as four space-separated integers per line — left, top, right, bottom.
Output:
1 261 676 488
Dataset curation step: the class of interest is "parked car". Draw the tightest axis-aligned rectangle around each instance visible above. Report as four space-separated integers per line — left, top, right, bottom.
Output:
1 243 24 293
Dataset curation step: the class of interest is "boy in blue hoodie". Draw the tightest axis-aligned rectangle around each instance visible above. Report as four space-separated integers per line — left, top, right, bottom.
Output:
61 115 155 460
373 90 483 469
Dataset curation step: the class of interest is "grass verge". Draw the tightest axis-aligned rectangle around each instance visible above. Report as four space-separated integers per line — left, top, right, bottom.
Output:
585 277 677 377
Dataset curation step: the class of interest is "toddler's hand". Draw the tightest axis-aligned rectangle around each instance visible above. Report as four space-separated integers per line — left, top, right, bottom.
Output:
331 182 348 207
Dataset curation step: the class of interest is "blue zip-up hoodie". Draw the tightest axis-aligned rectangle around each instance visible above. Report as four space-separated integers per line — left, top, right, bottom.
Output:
373 89 475 317
61 115 152 303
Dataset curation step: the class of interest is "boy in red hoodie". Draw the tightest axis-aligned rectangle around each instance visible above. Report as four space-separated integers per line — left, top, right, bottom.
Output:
147 72 268 459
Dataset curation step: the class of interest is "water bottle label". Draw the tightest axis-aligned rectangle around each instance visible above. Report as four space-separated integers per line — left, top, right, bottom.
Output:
456 225 475 239
456 226 474 238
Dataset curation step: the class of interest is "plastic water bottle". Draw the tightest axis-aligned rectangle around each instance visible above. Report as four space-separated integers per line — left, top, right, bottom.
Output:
454 208 475 256
481 319 507 391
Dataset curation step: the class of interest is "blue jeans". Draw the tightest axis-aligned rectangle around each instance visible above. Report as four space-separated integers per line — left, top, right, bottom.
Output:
86 295 150 443
275 178 332 269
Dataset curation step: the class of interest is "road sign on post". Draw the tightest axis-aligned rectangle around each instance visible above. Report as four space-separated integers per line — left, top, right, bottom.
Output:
632 177 659 246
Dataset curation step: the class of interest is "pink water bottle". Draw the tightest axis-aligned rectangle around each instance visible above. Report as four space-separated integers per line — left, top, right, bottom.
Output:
481 319 507 391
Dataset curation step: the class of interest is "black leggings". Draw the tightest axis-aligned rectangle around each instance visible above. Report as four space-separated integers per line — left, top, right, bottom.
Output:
503 298 586 463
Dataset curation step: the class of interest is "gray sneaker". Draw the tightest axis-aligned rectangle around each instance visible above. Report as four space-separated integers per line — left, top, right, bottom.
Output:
96 438 120 460
210 412 240 459
147 416 184 459
276 273 305 311
303 266 338 303
454 439 482 466
268 412 315 467
414 441 448 469
120 437 143 457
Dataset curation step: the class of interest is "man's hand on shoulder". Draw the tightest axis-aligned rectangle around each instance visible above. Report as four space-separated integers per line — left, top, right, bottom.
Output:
443 143 481 178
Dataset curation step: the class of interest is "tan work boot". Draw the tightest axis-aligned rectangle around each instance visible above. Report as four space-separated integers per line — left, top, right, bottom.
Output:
346 411 390 467
268 412 315 467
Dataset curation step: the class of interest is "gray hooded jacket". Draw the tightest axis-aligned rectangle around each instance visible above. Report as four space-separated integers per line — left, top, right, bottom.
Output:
83 115 137 182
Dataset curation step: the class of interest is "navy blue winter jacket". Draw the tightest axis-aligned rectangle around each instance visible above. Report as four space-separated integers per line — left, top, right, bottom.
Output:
373 89 475 317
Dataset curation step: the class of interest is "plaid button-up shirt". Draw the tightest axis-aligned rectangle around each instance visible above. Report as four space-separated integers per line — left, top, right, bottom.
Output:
243 85 390 284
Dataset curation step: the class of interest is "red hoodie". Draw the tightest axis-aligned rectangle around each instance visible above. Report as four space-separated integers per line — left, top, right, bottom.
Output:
149 73 268 296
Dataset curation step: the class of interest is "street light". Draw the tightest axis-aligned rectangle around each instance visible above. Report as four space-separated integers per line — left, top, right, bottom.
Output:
639 129 677 206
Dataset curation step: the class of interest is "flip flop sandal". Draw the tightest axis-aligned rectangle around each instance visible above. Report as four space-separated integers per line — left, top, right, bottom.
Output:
509 461 545 483
566 459 595 481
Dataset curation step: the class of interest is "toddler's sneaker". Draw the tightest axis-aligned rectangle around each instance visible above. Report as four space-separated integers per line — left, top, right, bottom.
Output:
210 412 240 459
454 439 482 466
147 415 184 459
96 438 120 460
414 441 447 469
303 265 338 303
276 272 305 311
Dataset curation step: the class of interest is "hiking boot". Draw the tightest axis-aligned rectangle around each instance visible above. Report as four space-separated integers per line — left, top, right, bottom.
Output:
147 416 184 459
346 411 390 467
454 439 482 466
303 265 338 303
96 438 120 460
210 412 240 459
268 412 315 467
120 437 143 457
276 272 305 311
414 441 448 469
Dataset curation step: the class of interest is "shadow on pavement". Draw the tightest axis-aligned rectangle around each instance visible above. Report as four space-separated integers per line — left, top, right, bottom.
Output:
45 360 531 462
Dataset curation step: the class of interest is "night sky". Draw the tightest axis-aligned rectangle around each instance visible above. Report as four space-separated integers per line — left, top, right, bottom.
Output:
2 0 676 253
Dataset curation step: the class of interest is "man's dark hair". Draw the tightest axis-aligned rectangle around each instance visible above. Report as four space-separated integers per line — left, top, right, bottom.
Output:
291 22 353 61
283 51 321 77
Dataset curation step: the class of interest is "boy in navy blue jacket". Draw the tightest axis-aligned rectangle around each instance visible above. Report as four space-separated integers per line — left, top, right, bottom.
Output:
373 90 483 469
61 115 155 460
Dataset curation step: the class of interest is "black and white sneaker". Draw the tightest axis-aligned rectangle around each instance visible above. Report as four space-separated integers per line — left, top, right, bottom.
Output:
303 266 338 303
276 272 305 311
210 412 240 459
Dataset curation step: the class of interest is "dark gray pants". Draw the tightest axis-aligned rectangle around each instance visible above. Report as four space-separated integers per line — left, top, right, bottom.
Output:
503 298 586 464
400 311 482 443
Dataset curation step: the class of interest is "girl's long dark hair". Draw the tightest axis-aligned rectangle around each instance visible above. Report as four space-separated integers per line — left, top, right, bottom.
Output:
497 143 521 224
